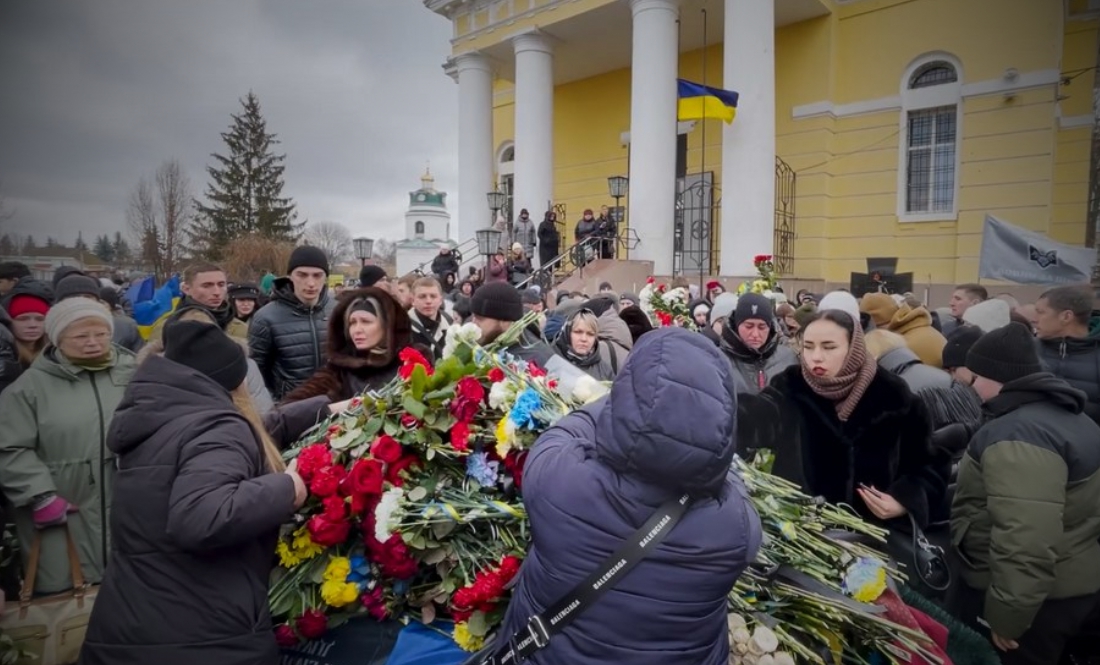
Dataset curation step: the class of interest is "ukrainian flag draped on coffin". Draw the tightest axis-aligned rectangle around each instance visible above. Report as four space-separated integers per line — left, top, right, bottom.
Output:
676 79 739 124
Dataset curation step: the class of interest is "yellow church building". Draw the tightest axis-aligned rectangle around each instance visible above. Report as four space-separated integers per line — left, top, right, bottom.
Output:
425 0 1098 292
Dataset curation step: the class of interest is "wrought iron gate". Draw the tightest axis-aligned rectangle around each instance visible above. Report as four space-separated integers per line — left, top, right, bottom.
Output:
673 173 720 276
774 157 796 276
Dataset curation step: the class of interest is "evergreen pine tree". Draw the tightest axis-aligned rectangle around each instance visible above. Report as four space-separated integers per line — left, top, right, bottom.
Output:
93 234 115 264
192 92 300 259
0 233 14 256
74 231 88 252
45 237 60 249
24 236 37 252
112 232 132 266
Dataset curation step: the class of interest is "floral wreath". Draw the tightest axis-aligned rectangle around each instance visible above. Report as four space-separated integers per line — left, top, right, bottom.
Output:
637 277 696 330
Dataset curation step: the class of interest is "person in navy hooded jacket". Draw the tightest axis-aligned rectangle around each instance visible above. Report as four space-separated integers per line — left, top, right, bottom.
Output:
498 327 762 665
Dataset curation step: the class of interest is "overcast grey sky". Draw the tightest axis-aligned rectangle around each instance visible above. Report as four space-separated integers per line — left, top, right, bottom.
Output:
0 0 457 246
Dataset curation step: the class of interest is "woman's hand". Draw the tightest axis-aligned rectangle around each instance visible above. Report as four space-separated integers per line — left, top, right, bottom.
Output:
856 485 907 520
286 459 307 509
991 632 1019 652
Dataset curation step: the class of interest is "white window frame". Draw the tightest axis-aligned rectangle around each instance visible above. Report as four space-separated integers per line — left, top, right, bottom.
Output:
897 53 963 223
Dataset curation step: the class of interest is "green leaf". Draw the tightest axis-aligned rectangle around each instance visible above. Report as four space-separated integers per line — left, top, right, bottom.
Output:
410 364 429 400
432 520 456 539
426 447 436 461
329 429 359 451
383 420 400 436
402 395 427 421
467 611 489 636
408 486 428 502
362 417 383 439
423 548 448 565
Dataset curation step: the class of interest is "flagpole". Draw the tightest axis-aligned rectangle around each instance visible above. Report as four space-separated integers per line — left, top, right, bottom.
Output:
698 5 708 292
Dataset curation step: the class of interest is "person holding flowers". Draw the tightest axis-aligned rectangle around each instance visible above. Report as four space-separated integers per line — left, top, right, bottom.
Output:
283 287 420 404
498 328 762 665
80 321 309 665
737 309 948 532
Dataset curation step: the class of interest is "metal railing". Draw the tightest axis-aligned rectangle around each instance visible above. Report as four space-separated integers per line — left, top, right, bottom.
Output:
515 236 605 291
404 237 480 279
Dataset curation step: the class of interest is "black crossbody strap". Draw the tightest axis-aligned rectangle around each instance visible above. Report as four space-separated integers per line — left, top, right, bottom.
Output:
474 493 693 665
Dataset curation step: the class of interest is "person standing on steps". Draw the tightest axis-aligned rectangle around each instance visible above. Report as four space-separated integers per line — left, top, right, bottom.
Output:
537 210 560 268
249 246 335 401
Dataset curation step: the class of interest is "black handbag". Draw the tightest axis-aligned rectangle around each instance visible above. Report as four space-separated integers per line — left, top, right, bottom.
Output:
462 493 693 665
887 514 952 596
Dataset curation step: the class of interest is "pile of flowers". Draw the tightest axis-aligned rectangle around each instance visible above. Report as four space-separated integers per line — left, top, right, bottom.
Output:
271 316 945 663
736 253 784 302
637 276 696 329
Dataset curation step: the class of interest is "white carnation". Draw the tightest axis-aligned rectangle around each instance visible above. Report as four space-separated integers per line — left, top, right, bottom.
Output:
442 322 484 358
488 380 515 410
572 374 609 404
373 487 405 543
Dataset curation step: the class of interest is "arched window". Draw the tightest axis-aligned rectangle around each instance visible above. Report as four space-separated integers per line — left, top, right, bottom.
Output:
414 221 425 238
899 56 961 221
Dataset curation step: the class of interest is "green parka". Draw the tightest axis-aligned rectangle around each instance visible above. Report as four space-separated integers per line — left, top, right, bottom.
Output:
0 347 136 594
951 373 1100 640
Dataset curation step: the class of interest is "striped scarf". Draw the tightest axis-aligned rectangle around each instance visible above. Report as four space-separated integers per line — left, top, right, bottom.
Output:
801 321 878 422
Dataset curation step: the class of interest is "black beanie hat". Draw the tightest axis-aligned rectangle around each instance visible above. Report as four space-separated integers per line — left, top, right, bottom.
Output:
965 322 1042 384
52 265 84 288
359 265 388 287
941 324 983 369
288 245 330 275
164 320 249 392
99 286 120 309
54 274 102 302
470 282 523 322
733 293 774 328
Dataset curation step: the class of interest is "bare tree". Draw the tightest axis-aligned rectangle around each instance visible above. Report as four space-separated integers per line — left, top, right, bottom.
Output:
303 220 353 267
0 181 15 231
128 159 193 280
222 233 295 281
373 238 397 264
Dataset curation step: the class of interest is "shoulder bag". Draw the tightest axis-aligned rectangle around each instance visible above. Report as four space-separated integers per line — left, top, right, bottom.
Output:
0 526 97 665
464 493 693 665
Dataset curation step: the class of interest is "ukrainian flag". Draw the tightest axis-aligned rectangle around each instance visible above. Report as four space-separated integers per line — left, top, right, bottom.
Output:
133 275 181 340
677 79 739 124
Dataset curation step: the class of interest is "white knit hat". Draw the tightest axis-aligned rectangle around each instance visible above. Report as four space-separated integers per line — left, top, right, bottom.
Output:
710 292 739 323
817 291 862 325
962 298 1011 333
45 298 114 343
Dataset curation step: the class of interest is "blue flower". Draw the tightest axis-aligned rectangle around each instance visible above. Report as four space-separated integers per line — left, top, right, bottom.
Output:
347 554 372 590
509 388 542 429
466 452 500 487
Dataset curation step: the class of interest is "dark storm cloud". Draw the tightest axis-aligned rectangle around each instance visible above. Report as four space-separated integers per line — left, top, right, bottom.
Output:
0 0 457 245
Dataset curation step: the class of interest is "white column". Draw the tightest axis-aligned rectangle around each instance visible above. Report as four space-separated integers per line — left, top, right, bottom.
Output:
453 53 494 242
628 0 680 275
720 0 775 276
513 32 554 245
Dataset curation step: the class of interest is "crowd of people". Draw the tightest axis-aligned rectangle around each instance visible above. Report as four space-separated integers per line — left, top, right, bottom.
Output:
1 248 1099 664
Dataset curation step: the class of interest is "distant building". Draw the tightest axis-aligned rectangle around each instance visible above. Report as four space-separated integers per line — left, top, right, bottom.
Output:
395 169 458 276
0 247 112 282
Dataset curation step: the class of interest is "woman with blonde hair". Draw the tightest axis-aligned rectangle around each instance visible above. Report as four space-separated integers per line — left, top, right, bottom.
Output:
81 320 312 665
554 306 629 380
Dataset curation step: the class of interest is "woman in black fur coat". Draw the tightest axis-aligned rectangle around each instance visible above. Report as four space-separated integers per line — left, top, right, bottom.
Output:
737 309 949 530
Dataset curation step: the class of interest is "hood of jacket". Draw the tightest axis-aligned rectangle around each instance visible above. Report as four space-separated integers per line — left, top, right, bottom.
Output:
109 354 241 456
984 372 1087 418
271 276 330 314
890 304 934 335
596 307 633 351
877 345 922 374
325 287 411 371
595 328 737 497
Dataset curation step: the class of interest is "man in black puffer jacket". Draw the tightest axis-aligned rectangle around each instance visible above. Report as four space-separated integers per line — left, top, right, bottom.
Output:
1034 285 1100 425
248 247 335 400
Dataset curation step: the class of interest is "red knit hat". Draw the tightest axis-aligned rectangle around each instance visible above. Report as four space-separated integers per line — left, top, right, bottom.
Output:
7 294 50 318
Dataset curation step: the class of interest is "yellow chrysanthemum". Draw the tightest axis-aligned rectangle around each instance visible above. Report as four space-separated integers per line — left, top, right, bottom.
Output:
323 556 351 582
320 579 360 608
276 526 325 567
292 525 324 559
494 417 515 458
453 622 485 652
